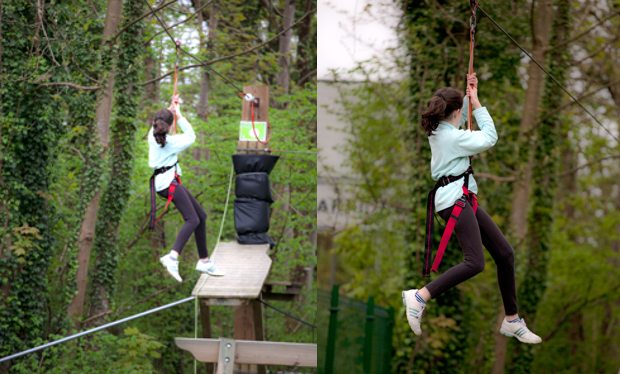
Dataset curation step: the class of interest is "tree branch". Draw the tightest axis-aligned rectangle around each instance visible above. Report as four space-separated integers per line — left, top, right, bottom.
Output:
38 82 100 91
111 0 178 42
548 10 620 52
557 154 620 176
543 286 619 342
141 8 315 86
475 172 516 183
143 0 214 46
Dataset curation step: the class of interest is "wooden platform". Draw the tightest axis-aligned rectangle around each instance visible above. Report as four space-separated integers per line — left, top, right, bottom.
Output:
192 242 271 305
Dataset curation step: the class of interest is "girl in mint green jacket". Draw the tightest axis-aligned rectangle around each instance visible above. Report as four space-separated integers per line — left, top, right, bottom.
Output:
402 74 542 344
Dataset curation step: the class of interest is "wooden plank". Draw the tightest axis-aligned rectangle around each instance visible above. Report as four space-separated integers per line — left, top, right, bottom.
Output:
192 242 271 299
175 338 317 367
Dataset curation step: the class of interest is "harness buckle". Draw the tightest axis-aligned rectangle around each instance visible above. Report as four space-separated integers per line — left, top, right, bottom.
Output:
455 196 467 208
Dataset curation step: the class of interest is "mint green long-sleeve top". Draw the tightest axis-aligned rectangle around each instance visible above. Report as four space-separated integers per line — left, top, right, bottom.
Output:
429 97 498 212
148 116 196 191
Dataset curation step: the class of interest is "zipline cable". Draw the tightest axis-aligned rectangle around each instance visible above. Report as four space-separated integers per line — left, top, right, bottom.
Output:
0 296 195 364
476 4 620 143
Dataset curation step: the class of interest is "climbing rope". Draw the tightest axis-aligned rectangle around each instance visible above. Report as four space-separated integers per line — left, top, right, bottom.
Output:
475 4 620 143
171 39 181 134
467 0 478 131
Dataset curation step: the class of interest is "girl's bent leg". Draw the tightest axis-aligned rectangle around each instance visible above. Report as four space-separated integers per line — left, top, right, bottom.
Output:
425 203 485 298
158 184 200 254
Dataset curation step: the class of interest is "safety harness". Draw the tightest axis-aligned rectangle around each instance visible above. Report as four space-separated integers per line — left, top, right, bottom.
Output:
149 162 181 230
423 166 478 276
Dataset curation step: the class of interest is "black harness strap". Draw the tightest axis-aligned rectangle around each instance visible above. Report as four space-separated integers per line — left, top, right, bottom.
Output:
149 162 178 230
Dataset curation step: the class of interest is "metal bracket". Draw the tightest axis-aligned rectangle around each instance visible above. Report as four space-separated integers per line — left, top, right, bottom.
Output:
217 338 236 374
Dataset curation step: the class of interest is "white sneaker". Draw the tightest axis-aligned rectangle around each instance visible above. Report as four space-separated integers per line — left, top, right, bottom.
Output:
196 259 225 276
402 289 425 336
160 254 182 282
499 318 542 344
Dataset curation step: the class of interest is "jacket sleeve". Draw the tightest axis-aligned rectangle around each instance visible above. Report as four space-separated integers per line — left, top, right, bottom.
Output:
458 96 469 129
165 116 196 153
453 107 498 157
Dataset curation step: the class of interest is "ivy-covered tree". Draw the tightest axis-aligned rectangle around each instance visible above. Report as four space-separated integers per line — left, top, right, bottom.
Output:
88 0 146 320
0 0 64 369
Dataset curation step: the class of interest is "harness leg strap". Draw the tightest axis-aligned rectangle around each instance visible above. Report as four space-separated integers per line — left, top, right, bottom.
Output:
431 198 466 272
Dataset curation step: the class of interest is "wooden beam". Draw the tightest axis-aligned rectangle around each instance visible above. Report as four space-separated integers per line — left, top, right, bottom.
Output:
175 338 318 367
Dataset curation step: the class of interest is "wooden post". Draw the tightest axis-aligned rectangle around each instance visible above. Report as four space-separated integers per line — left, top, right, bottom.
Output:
234 299 265 374
237 85 270 153
200 300 214 374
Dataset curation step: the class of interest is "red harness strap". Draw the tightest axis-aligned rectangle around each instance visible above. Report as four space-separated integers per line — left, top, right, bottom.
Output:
423 166 476 276
430 186 478 273
149 163 181 230
159 174 181 221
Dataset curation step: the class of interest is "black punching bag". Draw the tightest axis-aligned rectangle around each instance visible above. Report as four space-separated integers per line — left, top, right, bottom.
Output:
232 154 279 246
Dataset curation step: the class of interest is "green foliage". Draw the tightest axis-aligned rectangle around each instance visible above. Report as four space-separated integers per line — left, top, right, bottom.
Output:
0 0 65 362
1 0 315 371
10 328 164 374
325 1 620 373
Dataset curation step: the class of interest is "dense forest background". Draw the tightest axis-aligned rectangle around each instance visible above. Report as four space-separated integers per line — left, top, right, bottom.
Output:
0 0 316 372
322 0 620 373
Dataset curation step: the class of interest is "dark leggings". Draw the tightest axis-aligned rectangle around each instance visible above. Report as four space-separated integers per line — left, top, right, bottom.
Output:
426 202 518 315
157 183 208 259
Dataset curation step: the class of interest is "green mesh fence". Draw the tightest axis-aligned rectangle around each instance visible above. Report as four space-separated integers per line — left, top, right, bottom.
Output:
318 286 394 374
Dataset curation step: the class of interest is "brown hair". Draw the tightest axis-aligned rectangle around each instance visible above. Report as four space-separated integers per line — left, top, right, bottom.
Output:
420 87 463 136
152 109 174 147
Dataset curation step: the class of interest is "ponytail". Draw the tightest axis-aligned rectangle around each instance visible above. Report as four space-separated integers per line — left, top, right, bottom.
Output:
420 88 463 136
152 109 174 147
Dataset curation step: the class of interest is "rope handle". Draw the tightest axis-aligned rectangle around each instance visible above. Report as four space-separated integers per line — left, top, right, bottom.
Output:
171 40 182 134
467 0 479 131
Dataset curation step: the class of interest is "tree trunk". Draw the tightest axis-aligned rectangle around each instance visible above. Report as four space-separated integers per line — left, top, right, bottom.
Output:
492 2 553 373
89 0 146 321
68 0 122 322
511 0 570 371
194 0 212 121
144 49 160 104
296 0 314 86
276 0 295 94
509 0 553 242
